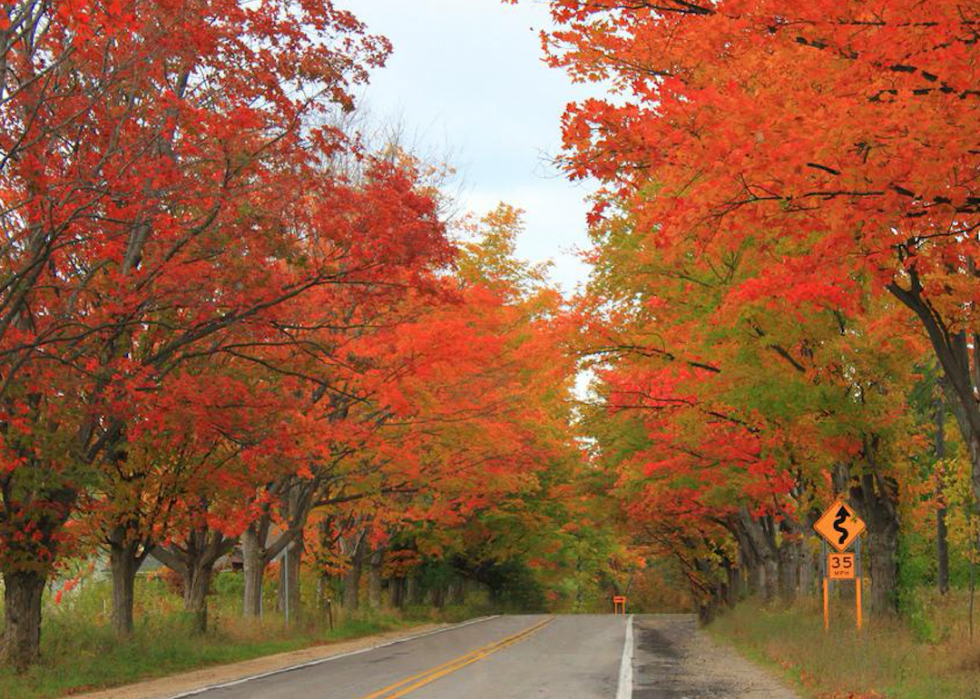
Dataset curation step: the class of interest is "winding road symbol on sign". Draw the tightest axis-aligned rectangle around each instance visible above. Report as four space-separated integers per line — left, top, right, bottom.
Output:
813 499 866 552
832 507 849 546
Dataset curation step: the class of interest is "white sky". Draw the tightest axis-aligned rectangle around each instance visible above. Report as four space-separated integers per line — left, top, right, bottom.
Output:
342 0 599 293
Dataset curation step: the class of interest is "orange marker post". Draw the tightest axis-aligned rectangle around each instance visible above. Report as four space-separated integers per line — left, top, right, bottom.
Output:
856 577 863 630
855 537 863 632
822 578 829 632
613 595 627 615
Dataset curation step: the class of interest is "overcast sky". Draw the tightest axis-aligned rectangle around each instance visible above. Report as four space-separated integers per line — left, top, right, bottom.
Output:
342 0 598 293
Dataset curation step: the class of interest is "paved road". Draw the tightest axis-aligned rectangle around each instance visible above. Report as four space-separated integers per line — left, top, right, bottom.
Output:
184 614 627 699
171 614 798 699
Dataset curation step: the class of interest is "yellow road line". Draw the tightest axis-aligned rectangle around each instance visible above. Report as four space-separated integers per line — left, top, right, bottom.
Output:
382 619 551 699
356 617 553 699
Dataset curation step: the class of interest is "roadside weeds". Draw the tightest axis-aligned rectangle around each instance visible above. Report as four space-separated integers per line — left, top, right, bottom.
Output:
709 596 980 699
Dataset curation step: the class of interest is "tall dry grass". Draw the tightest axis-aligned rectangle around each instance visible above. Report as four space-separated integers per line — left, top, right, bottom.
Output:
710 591 980 699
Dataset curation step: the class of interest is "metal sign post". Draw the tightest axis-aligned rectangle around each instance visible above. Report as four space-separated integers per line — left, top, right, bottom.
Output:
855 537 862 631
821 539 829 632
814 499 866 633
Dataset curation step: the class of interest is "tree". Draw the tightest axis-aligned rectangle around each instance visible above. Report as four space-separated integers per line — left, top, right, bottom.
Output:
572 202 926 615
321 205 606 612
0 0 392 665
543 0 980 539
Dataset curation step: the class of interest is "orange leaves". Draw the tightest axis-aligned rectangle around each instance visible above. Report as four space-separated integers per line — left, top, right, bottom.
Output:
550 0 980 295
0 0 463 580
555 0 957 598
324 206 591 580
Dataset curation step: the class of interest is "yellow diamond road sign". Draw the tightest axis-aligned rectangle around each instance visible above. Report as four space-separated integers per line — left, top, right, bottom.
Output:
813 500 866 553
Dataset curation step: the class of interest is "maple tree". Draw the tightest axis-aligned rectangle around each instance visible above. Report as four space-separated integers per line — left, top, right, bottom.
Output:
570 195 929 617
91 357 299 635
73 188 595 645
545 0 980 501
17 0 980 676
0 0 427 665
322 205 607 612
540 0 980 618
0 10 603 657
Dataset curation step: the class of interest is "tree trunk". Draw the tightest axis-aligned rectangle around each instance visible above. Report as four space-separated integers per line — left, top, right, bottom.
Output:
109 538 141 636
242 526 265 618
777 537 798 606
734 511 778 603
183 562 213 634
368 549 384 609
1 569 46 670
152 527 234 635
697 599 715 625
343 550 363 612
406 574 421 605
388 577 405 608
279 538 302 624
762 557 778 604
448 579 465 606
723 559 739 608
936 394 950 595
835 459 900 617
797 541 817 595
866 523 898 616
745 562 761 596
694 558 718 624
937 501 950 594
852 471 900 616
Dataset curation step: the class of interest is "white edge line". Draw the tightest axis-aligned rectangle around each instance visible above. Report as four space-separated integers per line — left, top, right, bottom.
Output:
161 615 500 699
615 613 634 699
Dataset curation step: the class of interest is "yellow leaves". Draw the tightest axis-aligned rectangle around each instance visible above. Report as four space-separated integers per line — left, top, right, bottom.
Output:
937 455 979 563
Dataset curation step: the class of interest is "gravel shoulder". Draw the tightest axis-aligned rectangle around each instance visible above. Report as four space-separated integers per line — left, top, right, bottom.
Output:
70 620 455 699
632 615 801 699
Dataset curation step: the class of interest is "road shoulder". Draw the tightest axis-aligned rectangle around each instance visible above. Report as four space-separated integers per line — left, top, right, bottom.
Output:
632 615 800 699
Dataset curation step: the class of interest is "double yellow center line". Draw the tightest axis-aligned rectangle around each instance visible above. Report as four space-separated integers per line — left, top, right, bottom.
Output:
356 617 553 699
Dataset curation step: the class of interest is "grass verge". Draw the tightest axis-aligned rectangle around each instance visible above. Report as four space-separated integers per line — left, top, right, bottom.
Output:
709 592 980 699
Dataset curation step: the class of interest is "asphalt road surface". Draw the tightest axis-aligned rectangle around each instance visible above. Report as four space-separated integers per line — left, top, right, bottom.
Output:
173 614 797 699
177 614 622 699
